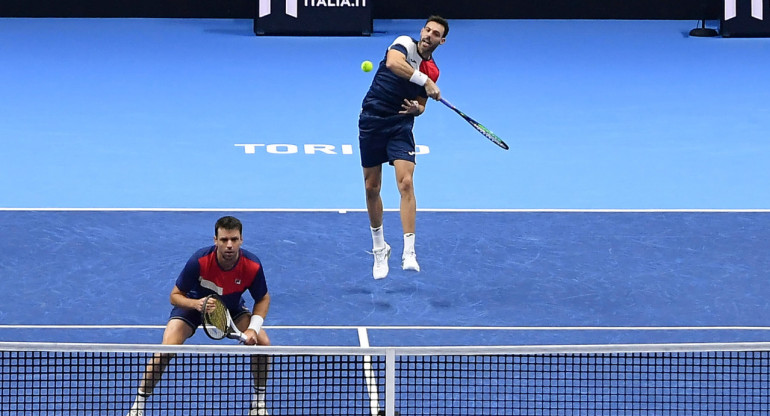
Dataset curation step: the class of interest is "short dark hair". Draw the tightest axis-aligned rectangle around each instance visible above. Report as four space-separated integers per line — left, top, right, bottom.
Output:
215 216 242 237
427 15 449 38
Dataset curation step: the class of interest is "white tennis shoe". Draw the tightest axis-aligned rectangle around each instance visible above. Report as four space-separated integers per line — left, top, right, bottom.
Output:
401 250 420 272
249 400 269 416
126 405 144 416
372 243 391 279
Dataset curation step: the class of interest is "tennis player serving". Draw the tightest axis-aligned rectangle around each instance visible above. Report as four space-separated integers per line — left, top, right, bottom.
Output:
127 216 271 416
358 15 448 279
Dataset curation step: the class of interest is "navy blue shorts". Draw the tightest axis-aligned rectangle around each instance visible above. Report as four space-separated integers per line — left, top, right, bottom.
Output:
169 300 250 333
358 111 416 167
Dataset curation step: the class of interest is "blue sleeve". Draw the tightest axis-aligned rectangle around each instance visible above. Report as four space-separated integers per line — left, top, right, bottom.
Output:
389 43 408 56
248 263 268 302
175 255 201 294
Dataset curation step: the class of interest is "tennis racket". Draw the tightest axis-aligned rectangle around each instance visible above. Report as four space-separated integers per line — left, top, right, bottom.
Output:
201 294 248 343
439 98 509 150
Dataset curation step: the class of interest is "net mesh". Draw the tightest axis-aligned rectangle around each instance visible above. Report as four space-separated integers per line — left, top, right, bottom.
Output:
396 351 770 415
2 342 770 415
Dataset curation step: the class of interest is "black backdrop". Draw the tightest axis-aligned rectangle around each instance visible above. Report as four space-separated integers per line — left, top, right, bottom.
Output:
0 0 721 19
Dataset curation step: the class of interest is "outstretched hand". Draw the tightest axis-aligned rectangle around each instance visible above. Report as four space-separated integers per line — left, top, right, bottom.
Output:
399 99 420 115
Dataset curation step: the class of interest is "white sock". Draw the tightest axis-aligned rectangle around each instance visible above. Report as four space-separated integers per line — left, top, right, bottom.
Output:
403 233 415 255
130 390 148 410
371 226 385 250
253 387 267 402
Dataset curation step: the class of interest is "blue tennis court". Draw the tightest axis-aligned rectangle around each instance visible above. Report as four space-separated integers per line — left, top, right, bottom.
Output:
1 18 770 349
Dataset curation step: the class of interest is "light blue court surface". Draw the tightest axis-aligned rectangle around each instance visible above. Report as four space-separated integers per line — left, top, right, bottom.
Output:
1 18 769 347
1 18 769 210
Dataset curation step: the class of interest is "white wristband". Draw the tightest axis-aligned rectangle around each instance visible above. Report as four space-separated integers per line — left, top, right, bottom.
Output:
409 70 428 86
248 315 264 334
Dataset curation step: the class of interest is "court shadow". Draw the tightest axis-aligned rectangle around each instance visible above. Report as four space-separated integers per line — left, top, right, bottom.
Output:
373 300 393 310
343 286 373 295
430 299 452 309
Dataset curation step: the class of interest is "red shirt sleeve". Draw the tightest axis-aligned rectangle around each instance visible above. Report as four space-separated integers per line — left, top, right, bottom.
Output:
420 60 439 82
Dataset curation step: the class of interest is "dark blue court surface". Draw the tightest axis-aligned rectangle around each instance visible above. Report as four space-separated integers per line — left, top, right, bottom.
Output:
1 18 769 347
1 210 769 346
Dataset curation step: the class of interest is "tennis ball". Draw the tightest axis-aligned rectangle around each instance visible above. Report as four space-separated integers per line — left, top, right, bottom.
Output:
361 60 373 72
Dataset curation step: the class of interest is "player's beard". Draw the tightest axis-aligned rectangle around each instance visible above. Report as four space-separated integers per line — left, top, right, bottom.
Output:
418 38 437 58
219 249 239 267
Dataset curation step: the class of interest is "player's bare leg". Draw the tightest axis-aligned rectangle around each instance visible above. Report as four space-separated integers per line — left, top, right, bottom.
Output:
236 315 272 416
363 165 384 229
127 320 192 416
394 160 419 272
364 165 391 278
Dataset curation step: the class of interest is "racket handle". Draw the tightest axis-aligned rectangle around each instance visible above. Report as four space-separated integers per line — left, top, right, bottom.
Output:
239 332 249 344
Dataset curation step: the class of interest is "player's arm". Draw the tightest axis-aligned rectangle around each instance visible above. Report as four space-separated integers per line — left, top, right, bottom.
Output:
253 293 270 323
385 49 440 101
169 285 207 311
171 252 207 311
242 293 269 344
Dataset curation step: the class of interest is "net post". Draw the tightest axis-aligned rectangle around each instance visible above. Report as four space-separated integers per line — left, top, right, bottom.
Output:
385 348 396 416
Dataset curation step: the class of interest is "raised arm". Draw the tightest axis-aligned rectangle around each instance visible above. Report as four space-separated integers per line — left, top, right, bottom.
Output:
385 49 440 101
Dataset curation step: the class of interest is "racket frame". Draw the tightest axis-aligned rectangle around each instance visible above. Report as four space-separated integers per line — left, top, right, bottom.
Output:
439 98 509 150
201 294 248 343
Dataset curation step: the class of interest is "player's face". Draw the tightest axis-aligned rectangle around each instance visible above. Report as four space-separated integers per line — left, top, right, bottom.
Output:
418 21 446 55
214 227 243 263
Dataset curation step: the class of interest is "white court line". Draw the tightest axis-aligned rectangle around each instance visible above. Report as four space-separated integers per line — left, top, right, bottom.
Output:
3 325 770 330
1 208 770 213
358 328 380 416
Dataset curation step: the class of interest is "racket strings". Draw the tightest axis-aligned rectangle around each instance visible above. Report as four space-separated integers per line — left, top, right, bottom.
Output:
203 301 229 338
441 98 509 150
472 123 508 148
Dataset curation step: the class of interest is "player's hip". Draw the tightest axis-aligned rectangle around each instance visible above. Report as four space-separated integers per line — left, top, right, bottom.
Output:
359 112 414 138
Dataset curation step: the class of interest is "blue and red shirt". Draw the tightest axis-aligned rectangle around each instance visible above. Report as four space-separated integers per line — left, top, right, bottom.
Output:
175 246 268 311
361 36 440 116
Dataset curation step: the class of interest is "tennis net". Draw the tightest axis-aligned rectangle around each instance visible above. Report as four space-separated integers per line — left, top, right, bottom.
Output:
2 341 770 415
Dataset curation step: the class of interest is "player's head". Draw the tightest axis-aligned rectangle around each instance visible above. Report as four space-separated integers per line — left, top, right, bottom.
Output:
419 15 448 56
214 216 243 263
215 216 243 237
426 15 449 38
